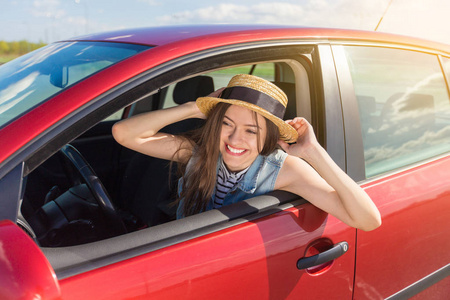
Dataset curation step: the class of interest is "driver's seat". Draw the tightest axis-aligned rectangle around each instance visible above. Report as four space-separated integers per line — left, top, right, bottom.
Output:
119 76 214 226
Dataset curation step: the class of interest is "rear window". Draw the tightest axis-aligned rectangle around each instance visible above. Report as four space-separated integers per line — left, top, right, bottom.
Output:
344 46 450 177
0 42 149 128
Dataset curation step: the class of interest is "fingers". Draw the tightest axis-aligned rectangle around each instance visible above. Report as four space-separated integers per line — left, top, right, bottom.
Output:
286 117 309 133
286 117 305 125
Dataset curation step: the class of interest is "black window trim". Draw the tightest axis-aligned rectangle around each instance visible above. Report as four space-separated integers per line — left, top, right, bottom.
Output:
0 163 24 222
316 44 346 173
331 45 365 182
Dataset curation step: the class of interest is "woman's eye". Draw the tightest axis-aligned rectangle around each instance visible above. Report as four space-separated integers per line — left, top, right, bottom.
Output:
246 129 257 135
223 121 231 127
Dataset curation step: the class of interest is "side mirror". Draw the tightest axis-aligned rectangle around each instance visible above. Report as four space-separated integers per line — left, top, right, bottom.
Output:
49 65 69 88
0 220 61 300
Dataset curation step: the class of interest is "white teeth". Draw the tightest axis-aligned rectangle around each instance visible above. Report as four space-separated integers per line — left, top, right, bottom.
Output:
227 144 245 154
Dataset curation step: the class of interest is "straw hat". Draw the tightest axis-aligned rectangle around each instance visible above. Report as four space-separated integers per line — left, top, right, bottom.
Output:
196 74 298 143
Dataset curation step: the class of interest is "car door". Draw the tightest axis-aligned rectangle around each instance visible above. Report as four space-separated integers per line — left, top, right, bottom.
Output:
54 199 355 299
333 44 450 299
2 41 357 299
53 43 358 299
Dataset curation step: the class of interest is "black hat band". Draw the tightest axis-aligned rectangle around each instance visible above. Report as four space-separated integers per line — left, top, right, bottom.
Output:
221 86 286 119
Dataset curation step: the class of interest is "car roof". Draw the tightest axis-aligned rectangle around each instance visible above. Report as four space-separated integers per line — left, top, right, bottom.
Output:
1 24 449 172
65 24 450 54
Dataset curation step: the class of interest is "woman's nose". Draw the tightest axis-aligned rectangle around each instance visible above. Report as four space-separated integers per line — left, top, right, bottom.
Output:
228 128 243 143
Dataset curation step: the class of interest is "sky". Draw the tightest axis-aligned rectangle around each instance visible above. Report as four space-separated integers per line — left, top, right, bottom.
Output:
1 0 450 46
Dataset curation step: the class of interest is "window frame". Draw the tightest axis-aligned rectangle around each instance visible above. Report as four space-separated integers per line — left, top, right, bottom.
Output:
0 163 23 222
440 56 450 97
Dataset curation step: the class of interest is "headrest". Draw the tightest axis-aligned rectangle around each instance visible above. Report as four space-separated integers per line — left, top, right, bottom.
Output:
173 76 215 105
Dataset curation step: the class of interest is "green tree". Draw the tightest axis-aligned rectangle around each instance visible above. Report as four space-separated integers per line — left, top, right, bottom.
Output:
0 40 47 63
18 40 30 55
9 41 20 54
31 41 46 51
0 41 10 54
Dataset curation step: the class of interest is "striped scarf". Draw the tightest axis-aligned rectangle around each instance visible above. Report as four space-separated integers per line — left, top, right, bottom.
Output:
214 160 249 209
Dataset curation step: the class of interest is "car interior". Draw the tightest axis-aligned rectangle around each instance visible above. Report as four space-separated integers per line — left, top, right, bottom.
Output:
18 56 313 250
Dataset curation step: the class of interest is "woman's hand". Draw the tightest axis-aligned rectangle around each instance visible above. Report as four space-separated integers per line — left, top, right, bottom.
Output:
189 101 207 119
278 117 320 159
276 117 381 231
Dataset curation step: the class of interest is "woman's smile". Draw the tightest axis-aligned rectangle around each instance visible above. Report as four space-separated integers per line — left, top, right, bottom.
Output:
220 105 267 172
225 143 247 155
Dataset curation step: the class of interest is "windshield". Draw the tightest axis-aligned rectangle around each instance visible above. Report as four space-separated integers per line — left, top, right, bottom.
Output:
0 41 149 128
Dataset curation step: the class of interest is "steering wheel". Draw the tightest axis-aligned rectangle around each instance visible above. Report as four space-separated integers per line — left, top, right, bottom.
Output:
59 144 127 236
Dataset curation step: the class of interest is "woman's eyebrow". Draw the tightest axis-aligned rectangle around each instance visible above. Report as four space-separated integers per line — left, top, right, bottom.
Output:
224 115 261 128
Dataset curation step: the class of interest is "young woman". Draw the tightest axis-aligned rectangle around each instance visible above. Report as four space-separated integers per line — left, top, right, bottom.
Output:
112 74 381 231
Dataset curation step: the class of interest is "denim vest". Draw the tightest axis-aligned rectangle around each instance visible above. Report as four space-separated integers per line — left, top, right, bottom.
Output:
177 148 287 219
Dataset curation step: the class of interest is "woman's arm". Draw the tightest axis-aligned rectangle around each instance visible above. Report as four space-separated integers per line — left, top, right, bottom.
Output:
112 101 205 163
277 118 381 231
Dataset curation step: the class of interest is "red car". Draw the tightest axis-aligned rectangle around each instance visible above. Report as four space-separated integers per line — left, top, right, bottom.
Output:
0 25 449 299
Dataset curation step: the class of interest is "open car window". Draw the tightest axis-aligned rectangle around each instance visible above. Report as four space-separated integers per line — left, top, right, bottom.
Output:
17 45 315 278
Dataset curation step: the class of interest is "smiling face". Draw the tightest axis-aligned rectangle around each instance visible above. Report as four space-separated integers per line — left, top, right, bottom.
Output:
219 105 267 172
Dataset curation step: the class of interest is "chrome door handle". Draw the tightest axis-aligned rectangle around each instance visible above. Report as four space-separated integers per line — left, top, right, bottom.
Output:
297 241 349 270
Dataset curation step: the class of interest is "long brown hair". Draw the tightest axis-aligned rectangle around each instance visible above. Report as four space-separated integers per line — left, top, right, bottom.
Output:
176 103 280 217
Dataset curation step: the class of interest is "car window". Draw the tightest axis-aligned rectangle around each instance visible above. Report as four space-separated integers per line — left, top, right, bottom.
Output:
21 58 303 246
162 63 275 109
19 42 317 251
343 46 450 177
102 108 125 121
0 42 149 129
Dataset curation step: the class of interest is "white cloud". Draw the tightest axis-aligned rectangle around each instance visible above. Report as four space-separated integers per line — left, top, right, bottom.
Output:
137 0 160 6
31 0 66 19
5 0 449 45
153 0 450 44
156 0 388 30
66 16 88 27
158 4 244 23
252 3 305 24
33 0 59 7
